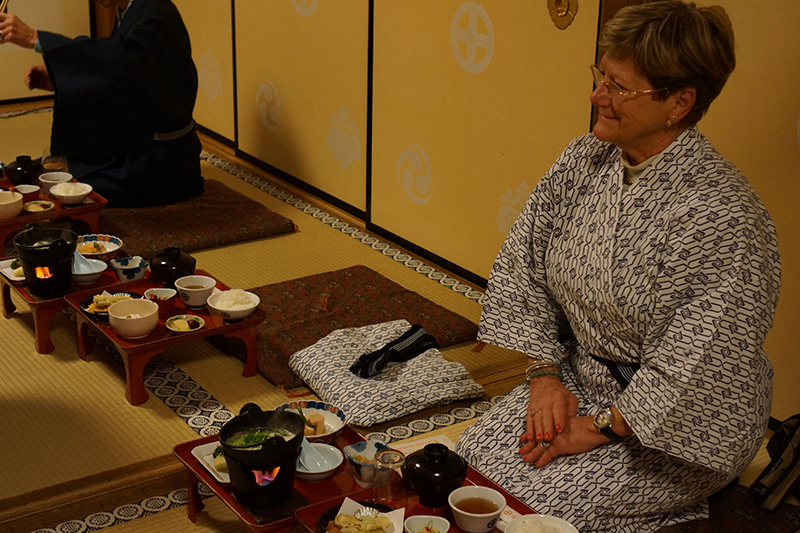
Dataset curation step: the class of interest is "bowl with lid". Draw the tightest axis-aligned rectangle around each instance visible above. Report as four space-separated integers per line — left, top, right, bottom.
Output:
403 443 468 508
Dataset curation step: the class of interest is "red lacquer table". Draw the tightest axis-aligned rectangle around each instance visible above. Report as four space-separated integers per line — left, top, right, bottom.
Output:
0 262 120 353
0 177 107 247
173 426 534 533
63 269 264 405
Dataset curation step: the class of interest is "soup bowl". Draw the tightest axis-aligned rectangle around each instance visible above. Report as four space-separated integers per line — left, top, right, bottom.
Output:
108 298 159 339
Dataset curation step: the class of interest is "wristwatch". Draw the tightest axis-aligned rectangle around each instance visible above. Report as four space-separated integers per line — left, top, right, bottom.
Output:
593 408 622 441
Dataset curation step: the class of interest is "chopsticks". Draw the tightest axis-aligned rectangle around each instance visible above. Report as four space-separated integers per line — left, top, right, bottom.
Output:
0 0 8 14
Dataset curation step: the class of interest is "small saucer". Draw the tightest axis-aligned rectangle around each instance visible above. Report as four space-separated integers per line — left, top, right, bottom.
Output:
166 314 205 333
23 200 54 212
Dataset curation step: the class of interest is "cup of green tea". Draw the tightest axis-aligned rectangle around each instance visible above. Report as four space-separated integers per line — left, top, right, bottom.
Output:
448 486 507 533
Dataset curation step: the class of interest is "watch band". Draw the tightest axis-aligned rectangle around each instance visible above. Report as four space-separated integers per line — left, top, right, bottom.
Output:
599 425 622 441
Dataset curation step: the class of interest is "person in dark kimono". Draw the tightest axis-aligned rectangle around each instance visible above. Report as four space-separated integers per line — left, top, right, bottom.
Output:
0 0 203 207
455 2 781 532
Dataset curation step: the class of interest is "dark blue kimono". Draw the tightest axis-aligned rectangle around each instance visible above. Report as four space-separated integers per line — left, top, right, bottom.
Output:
38 0 203 207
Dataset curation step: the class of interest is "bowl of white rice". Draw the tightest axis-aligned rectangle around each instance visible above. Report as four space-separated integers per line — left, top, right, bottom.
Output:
206 289 260 321
49 181 93 205
500 515 578 533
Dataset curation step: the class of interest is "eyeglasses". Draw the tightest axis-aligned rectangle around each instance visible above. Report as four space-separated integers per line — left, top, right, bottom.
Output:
590 64 667 104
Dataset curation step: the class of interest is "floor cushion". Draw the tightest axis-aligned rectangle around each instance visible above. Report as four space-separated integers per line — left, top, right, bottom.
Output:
245 265 479 389
99 179 296 260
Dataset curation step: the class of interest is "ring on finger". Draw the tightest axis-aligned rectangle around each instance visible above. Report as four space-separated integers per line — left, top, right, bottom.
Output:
529 409 541 417
539 440 550 450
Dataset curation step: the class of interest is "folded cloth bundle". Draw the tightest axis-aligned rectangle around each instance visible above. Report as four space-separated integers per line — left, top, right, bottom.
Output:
349 324 439 378
289 319 485 427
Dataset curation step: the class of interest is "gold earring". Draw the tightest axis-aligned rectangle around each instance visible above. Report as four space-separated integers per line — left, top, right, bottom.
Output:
666 116 674 127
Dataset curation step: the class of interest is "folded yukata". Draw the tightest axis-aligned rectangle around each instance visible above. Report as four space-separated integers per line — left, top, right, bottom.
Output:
288 319 485 427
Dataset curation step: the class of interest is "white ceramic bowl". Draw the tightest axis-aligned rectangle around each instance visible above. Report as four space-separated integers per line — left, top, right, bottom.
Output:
71 258 108 284
0 191 23 219
499 514 578 533
38 171 72 195
448 486 507 533
343 440 390 488
49 181 93 205
110 256 148 283
404 516 451 533
206 289 260 321
275 401 346 444
14 184 40 203
108 299 159 339
295 442 343 482
76 234 123 262
175 275 217 309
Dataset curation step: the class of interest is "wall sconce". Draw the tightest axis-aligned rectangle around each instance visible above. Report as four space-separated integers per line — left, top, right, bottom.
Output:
548 0 578 30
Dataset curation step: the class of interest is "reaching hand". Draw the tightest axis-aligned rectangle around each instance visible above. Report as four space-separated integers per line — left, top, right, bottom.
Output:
524 375 579 443
26 65 54 92
0 13 38 49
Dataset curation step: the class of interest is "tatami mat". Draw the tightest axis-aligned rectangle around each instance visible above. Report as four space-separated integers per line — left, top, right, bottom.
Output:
1 108 528 532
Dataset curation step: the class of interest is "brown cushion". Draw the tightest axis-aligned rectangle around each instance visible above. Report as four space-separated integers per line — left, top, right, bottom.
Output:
99 179 296 259
246 265 479 389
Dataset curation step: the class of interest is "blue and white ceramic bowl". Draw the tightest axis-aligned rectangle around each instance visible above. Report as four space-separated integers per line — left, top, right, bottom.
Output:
343 439 389 488
110 256 148 283
275 401 346 444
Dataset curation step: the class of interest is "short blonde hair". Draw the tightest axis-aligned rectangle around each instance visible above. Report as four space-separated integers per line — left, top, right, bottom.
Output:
599 1 735 126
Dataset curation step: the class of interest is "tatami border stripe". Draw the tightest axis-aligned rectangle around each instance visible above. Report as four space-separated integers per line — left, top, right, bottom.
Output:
200 152 486 305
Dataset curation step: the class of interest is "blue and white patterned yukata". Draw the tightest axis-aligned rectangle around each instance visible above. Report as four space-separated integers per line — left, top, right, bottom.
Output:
456 126 781 532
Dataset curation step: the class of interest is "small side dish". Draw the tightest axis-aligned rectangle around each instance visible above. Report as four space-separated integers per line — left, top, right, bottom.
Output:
166 314 205 333
23 200 54 212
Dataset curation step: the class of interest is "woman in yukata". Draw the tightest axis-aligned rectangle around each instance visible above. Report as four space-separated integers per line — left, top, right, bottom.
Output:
456 2 781 532
0 0 203 207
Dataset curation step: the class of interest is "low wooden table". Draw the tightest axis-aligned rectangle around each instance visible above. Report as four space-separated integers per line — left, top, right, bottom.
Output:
0 178 107 248
173 427 534 533
0 263 120 353
63 269 264 406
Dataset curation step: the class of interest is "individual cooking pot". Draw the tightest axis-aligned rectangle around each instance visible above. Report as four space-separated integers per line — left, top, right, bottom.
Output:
13 223 77 299
218 403 304 509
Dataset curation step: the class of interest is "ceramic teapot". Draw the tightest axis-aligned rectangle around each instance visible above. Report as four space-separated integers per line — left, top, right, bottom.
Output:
150 247 196 288
403 443 468 507
4 155 44 186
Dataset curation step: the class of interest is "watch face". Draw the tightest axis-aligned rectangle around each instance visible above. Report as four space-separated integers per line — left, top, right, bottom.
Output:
595 410 613 428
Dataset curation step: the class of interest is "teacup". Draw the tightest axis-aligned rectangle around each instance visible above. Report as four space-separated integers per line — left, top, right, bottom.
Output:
448 486 507 533
175 275 216 309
